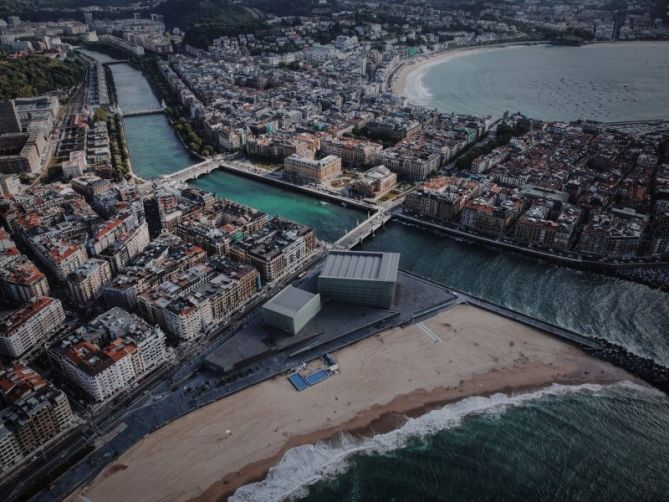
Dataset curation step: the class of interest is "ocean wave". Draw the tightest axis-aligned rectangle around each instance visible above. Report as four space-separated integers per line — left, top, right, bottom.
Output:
230 381 655 502
404 65 433 105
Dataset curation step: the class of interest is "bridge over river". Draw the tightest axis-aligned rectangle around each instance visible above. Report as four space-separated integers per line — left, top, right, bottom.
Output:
162 156 387 249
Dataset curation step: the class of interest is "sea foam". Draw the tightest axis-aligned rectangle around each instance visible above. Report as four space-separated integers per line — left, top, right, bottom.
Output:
230 381 655 502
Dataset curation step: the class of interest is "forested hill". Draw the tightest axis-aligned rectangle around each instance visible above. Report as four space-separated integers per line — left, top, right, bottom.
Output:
0 0 135 17
155 0 266 49
0 53 86 100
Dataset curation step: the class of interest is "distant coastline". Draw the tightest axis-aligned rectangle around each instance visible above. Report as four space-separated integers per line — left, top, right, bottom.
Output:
393 40 669 112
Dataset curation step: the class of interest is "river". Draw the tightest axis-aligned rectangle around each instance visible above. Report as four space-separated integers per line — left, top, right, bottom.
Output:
77 49 362 242
78 46 669 502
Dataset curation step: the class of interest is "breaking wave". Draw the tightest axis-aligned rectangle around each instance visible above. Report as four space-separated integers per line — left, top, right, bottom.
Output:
230 381 657 502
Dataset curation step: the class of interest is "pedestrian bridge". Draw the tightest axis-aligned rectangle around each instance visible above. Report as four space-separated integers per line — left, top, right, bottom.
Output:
334 210 392 249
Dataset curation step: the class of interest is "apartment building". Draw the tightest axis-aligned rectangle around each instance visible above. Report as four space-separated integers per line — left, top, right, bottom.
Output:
49 308 167 402
0 364 73 474
67 258 113 305
175 199 269 255
0 254 50 303
404 176 480 222
320 137 383 167
102 234 206 309
231 217 318 283
139 258 258 342
0 297 65 358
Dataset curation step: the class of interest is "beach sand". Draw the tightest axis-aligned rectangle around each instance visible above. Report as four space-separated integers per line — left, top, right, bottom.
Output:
392 45 511 97
72 305 635 502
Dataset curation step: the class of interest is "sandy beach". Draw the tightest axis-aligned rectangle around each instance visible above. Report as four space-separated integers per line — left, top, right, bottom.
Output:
392 45 517 97
71 304 635 502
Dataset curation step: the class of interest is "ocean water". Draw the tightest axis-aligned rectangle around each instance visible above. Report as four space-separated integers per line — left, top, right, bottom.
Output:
231 223 669 501
232 383 669 501
409 43 669 122
359 224 669 365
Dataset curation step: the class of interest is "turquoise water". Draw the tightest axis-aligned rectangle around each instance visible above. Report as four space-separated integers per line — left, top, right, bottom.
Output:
76 48 194 178
411 43 669 121
191 171 363 242
122 115 194 178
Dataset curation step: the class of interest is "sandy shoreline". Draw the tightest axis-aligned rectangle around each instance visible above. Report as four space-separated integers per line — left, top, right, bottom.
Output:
72 305 637 502
391 39 669 99
392 44 527 97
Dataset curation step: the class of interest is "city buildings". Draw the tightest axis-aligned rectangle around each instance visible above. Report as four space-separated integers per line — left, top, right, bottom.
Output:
404 176 480 222
0 365 74 474
284 154 342 184
102 234 207 309
49 308 167 402
67 258 112 305
174 199 269 255
318 250 400 309
231 217 318 283
139 257 258 342
0 297 66 359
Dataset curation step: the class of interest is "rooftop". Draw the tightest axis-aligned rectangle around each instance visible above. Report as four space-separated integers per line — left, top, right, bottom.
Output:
320 250 399 283
263 286 319 317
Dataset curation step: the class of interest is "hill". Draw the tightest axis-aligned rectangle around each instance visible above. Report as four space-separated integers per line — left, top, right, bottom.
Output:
155 0 266 49
0 53 86 100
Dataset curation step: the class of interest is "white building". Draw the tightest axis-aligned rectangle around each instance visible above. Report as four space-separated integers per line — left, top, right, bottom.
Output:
0 297 65 358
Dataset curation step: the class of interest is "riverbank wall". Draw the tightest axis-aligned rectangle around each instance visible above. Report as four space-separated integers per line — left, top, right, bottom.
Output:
214 163 376 213
393 212 669 274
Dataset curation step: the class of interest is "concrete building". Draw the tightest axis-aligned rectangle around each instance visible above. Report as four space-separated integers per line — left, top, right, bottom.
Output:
261 285 321 335
0 131 47 174
67 258 112 304
284 154 342 184
0 297 65 359
13 96 60 132
0 364 73 474
0 173 21 196
318 250 399 309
